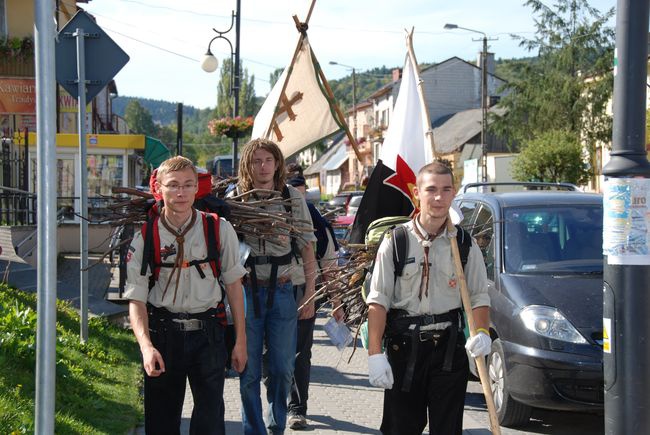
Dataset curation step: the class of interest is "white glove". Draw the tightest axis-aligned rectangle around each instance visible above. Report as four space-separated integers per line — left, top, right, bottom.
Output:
465 331 492 358
368 353 394 389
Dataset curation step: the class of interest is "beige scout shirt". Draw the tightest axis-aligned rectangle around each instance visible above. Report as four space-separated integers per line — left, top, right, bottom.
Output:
238 185 316 282
124 211 246 314
365 220 490 320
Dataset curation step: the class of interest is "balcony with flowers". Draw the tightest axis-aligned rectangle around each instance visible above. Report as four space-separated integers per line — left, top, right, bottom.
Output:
0 36 34 76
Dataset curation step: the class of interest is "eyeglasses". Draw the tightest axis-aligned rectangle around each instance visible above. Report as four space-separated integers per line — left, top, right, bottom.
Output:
161 183 197 192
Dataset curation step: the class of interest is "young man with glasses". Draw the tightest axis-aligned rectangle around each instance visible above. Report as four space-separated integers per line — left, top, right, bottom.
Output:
124 156 247 435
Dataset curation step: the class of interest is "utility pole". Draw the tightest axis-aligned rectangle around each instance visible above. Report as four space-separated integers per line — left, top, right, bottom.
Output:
480 35 488 182
602 0 650 433
232 0 241 174
176 102 183 156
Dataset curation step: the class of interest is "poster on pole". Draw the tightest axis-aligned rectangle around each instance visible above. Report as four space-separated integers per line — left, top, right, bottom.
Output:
603 177 650 265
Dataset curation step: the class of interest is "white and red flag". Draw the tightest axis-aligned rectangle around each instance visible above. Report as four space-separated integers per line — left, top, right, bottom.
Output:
350 35 433 243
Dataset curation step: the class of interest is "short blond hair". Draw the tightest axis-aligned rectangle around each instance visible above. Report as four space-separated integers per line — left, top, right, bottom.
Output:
156 156 197 182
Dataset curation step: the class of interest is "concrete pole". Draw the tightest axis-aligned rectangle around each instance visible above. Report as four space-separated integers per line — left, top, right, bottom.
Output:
34 0 58 432
75 28 89 343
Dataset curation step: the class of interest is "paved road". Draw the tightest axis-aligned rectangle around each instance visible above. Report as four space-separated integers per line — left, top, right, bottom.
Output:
142 312 603 434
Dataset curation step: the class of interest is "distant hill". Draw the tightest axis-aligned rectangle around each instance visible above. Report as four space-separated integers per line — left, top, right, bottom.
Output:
113 96 215 136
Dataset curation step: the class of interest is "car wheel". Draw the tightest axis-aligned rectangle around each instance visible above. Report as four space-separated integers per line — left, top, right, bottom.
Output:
488 339 532 427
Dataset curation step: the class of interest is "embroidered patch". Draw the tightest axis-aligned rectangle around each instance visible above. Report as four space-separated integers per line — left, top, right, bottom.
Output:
448 278 457 288
126 251 133 263
405 257 416 265
128 245 136 252
161 244 176 260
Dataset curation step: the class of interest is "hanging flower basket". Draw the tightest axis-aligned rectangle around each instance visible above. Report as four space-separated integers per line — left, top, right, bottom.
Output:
208 116 254 139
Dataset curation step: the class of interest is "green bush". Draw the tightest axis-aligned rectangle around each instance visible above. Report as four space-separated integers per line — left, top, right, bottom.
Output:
0 285 142 434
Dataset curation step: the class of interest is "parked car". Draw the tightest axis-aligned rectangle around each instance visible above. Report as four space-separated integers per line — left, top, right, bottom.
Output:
327 190 364 215
346 194 363 216
454 182 603 427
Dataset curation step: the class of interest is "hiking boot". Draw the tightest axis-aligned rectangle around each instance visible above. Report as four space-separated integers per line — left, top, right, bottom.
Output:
288 414 307 430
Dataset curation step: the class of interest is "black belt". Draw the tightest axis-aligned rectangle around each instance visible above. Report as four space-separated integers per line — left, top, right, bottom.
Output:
245 252 294 317
147 304 225 331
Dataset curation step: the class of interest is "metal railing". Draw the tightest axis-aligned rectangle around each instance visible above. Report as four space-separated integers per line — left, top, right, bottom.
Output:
0 186 36 225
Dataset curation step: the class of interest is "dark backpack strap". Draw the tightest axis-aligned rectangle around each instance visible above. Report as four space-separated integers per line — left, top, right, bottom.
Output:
455 224 471 270
392 225 409 280
282 185 302 261
203 212 221 279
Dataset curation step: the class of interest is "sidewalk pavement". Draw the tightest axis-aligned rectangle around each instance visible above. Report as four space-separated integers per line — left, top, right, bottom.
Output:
149 312 491 435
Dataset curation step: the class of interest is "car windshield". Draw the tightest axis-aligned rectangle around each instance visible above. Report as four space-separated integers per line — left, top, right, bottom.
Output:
329 195 348 207
504 205 603 274
349 195 362 207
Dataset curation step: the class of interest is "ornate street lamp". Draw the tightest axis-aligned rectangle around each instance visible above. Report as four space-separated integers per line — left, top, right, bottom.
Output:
203 0 241 174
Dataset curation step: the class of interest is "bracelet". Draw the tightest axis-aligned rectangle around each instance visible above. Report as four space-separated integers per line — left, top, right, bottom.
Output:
476 328 489 336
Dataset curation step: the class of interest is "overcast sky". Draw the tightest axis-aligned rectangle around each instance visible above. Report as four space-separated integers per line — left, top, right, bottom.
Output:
82 0 616 110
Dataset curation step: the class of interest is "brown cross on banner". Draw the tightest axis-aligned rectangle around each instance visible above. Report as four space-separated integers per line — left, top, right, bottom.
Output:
272 91 303 142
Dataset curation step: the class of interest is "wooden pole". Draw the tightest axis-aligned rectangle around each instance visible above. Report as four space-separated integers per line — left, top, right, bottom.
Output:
405 28 438 161
447 218 502 435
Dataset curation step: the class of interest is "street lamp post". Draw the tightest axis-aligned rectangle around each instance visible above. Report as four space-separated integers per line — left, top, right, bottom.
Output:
444 23 496 182
202 0 241 175
329 61 358 184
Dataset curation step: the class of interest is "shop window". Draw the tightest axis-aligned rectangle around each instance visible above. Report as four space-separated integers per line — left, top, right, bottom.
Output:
88 154 124 219
0 0 6 38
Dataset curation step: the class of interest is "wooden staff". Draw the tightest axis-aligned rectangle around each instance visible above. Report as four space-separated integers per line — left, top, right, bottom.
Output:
447 218 501 435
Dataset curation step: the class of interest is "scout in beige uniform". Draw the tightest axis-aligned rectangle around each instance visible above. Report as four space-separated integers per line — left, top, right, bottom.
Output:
233 138 317 435
366 161 492 435
125 156 247 435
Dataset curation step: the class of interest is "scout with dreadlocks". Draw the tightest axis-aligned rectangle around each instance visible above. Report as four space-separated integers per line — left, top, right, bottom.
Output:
124 156 247 435
233 138 317 435
366 161 491 435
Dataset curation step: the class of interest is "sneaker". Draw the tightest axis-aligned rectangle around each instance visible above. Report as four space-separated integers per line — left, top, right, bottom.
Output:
288 414 307 430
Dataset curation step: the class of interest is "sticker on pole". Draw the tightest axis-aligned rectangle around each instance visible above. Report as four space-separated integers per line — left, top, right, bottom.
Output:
603 178 650 265
603 318 612 354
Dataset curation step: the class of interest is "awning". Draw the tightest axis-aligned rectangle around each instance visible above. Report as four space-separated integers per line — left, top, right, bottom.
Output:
144 136 170 168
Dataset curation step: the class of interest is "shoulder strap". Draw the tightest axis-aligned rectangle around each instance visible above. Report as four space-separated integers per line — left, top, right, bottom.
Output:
202 212 221 278
392 225 409 280
455 224 471 270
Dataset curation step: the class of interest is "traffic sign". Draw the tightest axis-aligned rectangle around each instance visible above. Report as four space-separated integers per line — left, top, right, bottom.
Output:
55 10 129 104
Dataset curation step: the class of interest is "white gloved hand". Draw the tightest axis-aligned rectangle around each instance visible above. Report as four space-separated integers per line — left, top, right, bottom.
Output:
465 331 492 358
368 353 394 389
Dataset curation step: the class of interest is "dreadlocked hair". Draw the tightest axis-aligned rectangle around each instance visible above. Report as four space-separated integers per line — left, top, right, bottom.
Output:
238 138 286 194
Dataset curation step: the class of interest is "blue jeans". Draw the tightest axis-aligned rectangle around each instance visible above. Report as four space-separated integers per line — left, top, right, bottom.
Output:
240 282 297 434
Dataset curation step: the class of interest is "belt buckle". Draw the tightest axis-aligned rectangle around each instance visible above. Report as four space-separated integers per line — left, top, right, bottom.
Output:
173 318 203 331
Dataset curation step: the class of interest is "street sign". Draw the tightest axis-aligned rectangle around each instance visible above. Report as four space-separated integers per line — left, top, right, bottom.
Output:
55 10 129 104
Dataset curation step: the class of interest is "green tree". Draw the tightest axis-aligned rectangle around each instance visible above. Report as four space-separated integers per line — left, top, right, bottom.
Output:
214 59 257 118
269 67 283 87
492 0 615 182
124 100 157 136
511 129 590 184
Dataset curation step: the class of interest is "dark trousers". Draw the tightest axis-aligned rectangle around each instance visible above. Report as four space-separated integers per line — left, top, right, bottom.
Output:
380 330 469 435
288 314 316 416
144 317 227 435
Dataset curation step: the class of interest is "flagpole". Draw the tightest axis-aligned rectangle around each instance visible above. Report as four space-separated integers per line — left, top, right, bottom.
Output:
447 219 502 435
405 28 438 161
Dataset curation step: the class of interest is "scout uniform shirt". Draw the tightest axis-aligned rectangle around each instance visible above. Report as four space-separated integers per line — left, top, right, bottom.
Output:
365 220 489 324
238 185 316 283
124 210 246 314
